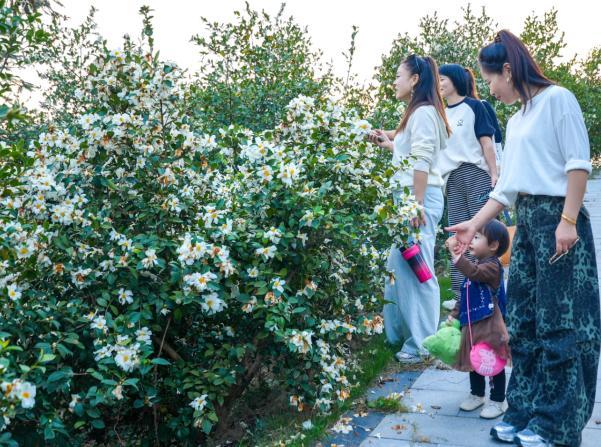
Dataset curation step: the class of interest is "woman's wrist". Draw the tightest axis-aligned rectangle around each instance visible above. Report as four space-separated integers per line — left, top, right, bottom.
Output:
561 213 577 226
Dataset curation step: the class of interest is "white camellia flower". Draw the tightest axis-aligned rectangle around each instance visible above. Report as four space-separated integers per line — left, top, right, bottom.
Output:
272 278 286 293
112 385 124 400
117 288 134 305
114 347 139 372
289 330 313 354
141 248 159 268
15 241 36 259
247 266 259 278
242 296 257 313
219 219 233 235
189 394 208 412
17 382 36 409
90 315 107 332
201 293 227 315
135 327 152 345
255 245 277 260
78 113 99 130
184 271 217 292
241 144 263 163
264 227 282 244
258 165 273 183
7 284 21 301
277 162 300 187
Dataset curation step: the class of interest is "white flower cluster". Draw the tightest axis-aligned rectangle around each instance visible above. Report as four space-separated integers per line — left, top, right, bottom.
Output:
288 330 313 355
1 380 36 410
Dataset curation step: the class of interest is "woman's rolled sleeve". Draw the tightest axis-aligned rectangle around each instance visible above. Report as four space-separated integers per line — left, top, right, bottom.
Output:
555 98 592 174
488 173 514 208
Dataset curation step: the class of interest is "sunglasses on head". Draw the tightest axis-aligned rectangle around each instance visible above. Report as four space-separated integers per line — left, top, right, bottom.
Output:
409 54 421 73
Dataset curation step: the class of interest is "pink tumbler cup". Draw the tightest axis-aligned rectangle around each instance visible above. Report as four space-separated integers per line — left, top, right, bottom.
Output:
400 244 433 283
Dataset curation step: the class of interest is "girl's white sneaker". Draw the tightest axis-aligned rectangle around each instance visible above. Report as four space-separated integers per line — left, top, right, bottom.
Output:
459 394 485 411
480 400 507 419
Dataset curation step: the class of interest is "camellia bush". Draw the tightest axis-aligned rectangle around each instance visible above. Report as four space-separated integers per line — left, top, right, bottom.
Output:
0 42 420 445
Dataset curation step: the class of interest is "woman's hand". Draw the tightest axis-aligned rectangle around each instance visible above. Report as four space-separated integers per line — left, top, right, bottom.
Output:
555 219 579 255
368 129 393 150
410 208 426 228
490 174 498 188
445 220 477 253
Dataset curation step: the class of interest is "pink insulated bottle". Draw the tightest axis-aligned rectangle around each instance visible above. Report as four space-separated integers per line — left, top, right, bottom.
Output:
400 244 433 283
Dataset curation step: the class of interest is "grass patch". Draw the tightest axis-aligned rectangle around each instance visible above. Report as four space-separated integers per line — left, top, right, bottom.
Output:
367 395 409 413
239 334 396 447
438 275 454 303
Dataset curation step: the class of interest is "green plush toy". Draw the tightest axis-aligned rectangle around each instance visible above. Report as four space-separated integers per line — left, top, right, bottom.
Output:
423 319 461 366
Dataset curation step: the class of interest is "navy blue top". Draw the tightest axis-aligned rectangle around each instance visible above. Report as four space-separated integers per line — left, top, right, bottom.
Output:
459 263 506 327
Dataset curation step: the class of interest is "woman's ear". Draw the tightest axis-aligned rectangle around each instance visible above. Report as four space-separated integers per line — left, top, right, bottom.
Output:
411 73 420 88
503 63 512 83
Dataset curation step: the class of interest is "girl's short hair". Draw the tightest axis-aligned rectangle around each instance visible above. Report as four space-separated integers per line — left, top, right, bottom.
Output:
439 63 469 96
481 219 510 257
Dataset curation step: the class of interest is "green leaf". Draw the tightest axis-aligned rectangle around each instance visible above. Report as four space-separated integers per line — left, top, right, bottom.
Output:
40 353 56 363
151 358 171 366
91 419 105 429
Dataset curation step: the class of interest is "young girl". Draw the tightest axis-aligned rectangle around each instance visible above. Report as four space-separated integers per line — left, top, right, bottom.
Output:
448 30 600 447
447 219 511 419
369 55 451 363
437 63 498 304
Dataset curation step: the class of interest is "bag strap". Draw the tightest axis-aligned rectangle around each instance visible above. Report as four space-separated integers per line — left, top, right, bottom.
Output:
466 279 474 349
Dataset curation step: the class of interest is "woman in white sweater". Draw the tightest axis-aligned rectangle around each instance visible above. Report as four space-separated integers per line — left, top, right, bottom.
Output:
448 30 600 447
369 54 451 363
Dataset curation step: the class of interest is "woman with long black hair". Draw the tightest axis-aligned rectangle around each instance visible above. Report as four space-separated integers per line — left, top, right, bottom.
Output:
369 55 451 363
448 30 600 447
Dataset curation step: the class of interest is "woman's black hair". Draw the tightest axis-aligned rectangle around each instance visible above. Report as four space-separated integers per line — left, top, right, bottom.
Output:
397 54 452 136
478 29 554 110
464 67 480 99
481 219 510 257
439 63 469 96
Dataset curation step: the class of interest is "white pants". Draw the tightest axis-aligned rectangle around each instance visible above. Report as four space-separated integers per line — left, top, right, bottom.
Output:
383 185 444 355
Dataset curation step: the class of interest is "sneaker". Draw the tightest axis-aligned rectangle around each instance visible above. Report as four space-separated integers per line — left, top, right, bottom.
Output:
514 429 555 447
395 351 422 364
480 400 507 419
433 359 452 370
442 299 457 310
490 422 518 443
459 394 485 411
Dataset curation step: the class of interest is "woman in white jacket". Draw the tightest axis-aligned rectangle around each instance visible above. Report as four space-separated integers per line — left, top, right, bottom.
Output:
369 54 450 363
449 30 600 447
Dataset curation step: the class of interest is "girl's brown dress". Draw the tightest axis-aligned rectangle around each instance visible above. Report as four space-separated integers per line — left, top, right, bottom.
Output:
450 255 511 372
